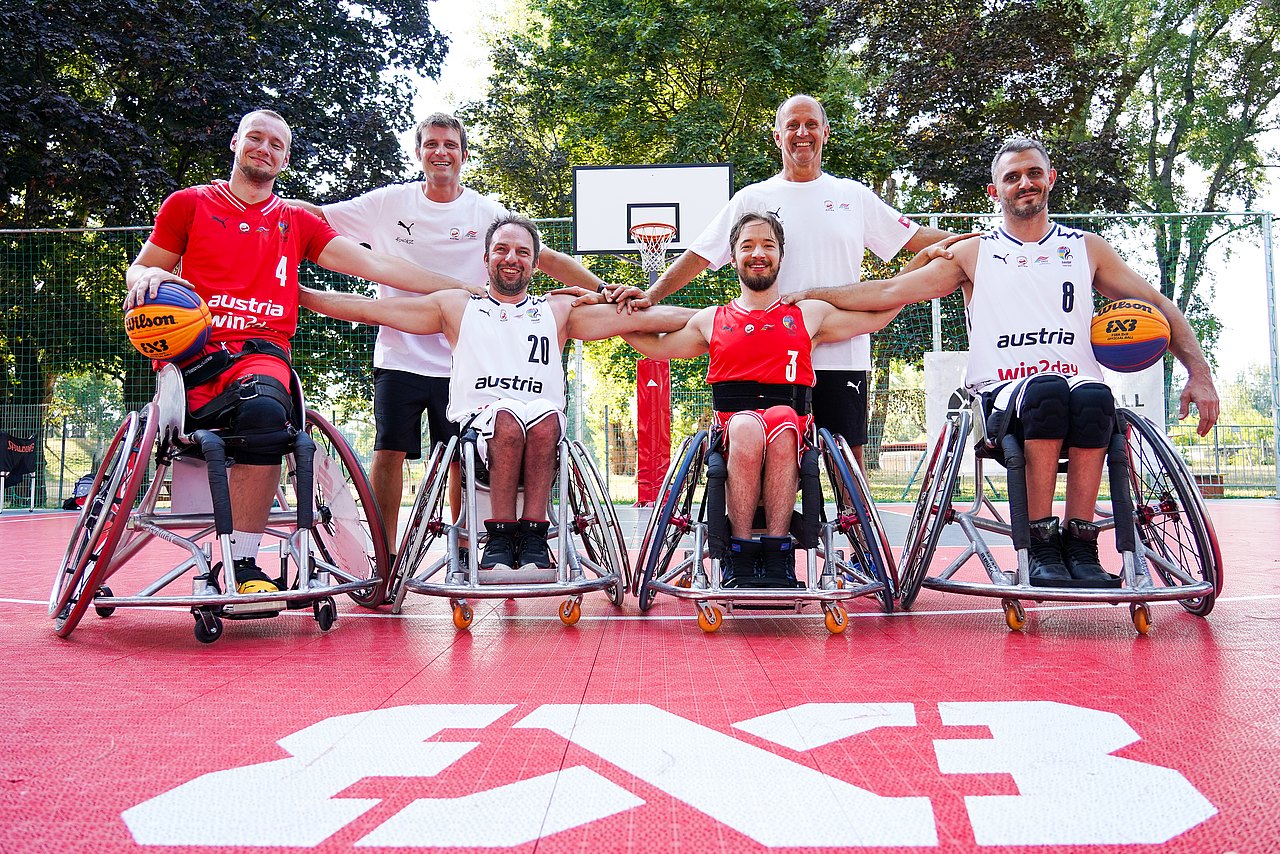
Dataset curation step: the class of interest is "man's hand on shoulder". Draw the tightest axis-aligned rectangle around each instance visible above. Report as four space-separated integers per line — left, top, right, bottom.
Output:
904 232 983 274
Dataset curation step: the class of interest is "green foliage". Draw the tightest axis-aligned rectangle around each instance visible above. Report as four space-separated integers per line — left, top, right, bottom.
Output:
460 0 838 212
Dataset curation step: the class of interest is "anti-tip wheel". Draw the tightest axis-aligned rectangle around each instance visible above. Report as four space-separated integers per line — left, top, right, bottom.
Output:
193 612 223 645
1130 602 1152 635
452 601 474 630
824 603 848 635
697 605 724 633
1003 599 1027 632
559 599 582 626
314 598 337 632
94 586 116 619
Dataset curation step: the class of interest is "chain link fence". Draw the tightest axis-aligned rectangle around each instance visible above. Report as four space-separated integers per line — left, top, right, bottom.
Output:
2 213 1276 510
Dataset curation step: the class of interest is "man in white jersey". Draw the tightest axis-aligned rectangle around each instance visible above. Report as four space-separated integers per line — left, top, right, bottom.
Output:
788 137 1218 587
288 113 606 558
300 214 693 571
622 94 953 467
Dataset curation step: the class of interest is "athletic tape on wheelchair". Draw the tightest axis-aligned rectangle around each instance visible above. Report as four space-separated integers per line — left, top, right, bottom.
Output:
123 701 1214 847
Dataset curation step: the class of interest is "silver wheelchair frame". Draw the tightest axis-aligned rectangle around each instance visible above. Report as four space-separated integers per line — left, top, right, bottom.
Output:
49 363 390 643
389 429 629 629
634 427 898 634
896 403 1221 633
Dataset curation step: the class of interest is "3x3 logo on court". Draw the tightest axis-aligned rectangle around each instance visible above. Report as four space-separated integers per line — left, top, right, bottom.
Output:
122 701 1214 848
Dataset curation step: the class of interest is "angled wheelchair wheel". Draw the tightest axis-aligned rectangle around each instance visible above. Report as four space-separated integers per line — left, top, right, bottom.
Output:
819 429 895 613
897 409 970 610
1121 410 1222 616
50 405 157 637
302 410 391 608
391 439 454 604
565 440 629 606
636 431 708 611
633 433 694 603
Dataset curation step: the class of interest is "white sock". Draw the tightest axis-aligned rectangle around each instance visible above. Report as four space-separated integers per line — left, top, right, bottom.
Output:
230 531 263 562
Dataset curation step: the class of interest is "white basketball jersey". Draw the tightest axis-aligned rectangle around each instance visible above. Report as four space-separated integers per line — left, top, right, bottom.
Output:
447 292 565 423
964 224 1105 392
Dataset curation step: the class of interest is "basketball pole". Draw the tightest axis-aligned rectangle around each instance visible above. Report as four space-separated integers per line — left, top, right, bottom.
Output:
635 267 672 508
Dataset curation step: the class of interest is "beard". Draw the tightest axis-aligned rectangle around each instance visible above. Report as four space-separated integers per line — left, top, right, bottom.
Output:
490 271 532 297
237 159 280 184
1003 191 1048 220
738 264 779 292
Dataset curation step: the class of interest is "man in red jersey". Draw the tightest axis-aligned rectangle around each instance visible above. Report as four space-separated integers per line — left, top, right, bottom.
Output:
124 109 472 595
625 212 898 586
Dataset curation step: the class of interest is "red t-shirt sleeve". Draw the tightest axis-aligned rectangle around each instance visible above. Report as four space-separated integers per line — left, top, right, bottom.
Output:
293 207 340 262
148 188 197 255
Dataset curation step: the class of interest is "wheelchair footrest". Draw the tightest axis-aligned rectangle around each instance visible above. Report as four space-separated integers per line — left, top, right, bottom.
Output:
222 599 286 617
477 566 560 585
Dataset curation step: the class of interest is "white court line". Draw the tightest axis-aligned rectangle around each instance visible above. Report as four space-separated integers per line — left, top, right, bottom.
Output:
7 593 1280 621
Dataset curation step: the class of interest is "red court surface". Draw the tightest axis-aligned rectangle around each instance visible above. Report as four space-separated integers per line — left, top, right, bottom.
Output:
2 500 1278 852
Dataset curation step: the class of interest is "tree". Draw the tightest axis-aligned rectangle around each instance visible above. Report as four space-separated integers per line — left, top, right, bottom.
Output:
0 0 448 416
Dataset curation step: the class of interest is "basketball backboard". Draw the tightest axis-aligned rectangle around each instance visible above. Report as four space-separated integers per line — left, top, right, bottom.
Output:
572 163 733 256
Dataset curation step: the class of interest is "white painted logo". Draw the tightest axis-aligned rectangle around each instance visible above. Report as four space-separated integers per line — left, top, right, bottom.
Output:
123 701 1215 847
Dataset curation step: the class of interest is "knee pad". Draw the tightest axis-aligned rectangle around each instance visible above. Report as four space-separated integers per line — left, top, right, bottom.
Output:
1067 382 1116 449
230 392 294 465
1016 375 1070 440
705 449 728 556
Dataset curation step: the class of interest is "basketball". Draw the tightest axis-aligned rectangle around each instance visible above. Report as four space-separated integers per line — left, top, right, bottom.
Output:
124 282 212 363
1090 298 1170 372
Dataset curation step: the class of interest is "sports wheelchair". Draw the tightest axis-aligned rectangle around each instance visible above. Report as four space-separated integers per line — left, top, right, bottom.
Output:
49 363 390 643
389 428 629 629
635 427 897 633
896 396 1221 634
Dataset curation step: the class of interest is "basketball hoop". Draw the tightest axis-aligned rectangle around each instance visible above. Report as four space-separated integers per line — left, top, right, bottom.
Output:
630 222 677 276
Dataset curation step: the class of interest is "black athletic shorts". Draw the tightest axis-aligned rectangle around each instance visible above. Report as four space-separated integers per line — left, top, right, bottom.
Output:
811 369 869 446
373 368 458 459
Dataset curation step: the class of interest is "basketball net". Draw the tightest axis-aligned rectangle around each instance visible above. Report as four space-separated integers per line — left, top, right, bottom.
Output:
630 223 677 277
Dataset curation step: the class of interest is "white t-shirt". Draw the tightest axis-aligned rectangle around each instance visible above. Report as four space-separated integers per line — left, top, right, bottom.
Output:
964 224 1104 392
688 172 918 370
447 291 566 424
323 184 508 376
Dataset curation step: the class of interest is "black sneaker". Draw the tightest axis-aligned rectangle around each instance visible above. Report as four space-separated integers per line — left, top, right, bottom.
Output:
721 537 761 588
1027 517 1073 587
479 520 518 570
516 519 552 570
233 557 278 594
1063 518 1121 588
759 536 800 587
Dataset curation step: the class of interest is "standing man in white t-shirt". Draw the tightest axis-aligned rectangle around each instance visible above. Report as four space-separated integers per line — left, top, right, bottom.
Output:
290 113 606 556
630 95 953 466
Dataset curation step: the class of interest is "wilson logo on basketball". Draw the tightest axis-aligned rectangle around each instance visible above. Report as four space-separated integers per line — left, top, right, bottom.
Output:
125 313 178 331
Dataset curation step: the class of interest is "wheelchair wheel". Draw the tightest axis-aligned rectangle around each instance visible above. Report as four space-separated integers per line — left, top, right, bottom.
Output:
390 438 453 604
565 440 629 606
1121 410 1222 616
897 409 969 610
302 410 391 608
820 429 896 613
636 431 708 611
50 405 157 637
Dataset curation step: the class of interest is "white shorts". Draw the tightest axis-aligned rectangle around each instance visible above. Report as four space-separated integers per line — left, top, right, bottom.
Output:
461 398 565 465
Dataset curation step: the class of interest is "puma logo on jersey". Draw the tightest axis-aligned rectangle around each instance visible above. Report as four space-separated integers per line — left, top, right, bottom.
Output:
211 215 229 228
992 253 1008 264
397 221 414 234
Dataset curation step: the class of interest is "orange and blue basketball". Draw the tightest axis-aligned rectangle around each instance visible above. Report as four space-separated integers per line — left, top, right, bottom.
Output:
124 282 212 363
1090 299 1170 372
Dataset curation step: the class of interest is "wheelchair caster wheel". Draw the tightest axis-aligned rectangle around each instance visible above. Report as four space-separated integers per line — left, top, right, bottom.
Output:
193 612 223 644
1003 600 1027 632
1130 602 1152 635
559 599 582 626
314 598 337 632
452 602 474 630
696 605 723 633
94 586 116 618
823 603 848 635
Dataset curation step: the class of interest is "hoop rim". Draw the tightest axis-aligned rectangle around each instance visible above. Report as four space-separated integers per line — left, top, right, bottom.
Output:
629 222 677 245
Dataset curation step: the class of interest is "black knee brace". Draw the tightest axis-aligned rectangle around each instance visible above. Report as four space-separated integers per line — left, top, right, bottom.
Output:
1067 382 1116 449
705 448 728 557
1016 375 1070 440
229 385 296 465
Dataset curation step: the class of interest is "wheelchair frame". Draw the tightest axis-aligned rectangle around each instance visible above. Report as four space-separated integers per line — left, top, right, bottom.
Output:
634 427 898 634
896 405 1221 633
389 430 630 629
48 364 390 643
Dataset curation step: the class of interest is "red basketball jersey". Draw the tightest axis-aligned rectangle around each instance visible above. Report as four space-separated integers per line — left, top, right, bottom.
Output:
148 181 338 348
706 300 816 386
